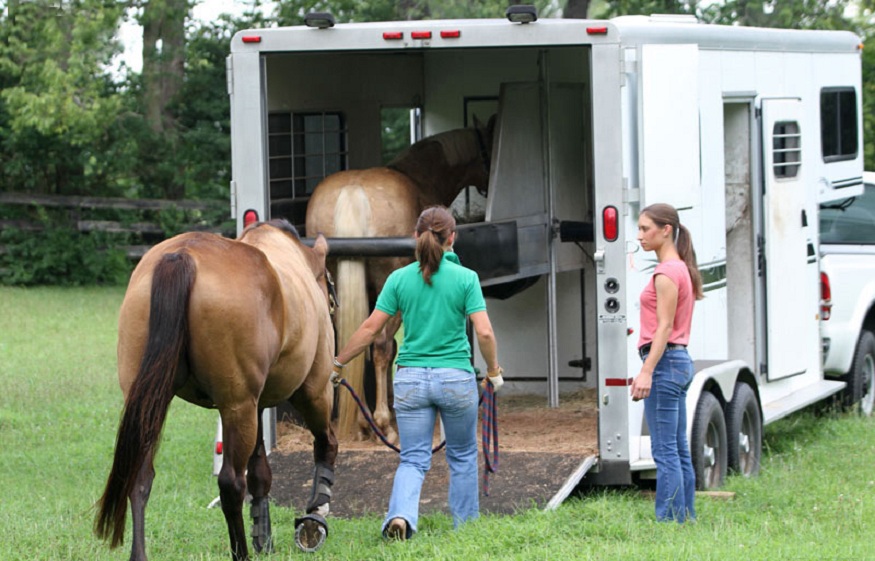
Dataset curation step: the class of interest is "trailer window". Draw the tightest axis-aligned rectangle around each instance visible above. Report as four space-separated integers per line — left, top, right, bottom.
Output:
772 121 801 179
820 88 858 162
267 112 347 200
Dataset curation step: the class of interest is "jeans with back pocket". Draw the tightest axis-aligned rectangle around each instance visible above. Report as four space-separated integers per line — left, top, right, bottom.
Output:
382 367 480 537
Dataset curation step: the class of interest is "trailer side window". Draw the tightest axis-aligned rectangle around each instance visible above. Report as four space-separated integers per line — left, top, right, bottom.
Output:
267 111 347 200
820 87 858 162
773 121 801 179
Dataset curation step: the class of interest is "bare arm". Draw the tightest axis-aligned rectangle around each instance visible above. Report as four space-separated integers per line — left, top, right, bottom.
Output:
469 310 499 373
335 309 393 366
630 274 678 400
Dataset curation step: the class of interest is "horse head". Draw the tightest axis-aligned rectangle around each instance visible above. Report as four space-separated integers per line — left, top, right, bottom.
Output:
469 113 497 197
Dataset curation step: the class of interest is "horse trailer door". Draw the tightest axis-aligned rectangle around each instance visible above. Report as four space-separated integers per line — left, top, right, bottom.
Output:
760 98 814 381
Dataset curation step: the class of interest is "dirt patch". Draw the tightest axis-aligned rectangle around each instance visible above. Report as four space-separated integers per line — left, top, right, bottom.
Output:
268 389 598 518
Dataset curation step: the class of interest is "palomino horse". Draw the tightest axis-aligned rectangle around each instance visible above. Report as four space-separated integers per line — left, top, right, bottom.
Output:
306 116 495 442
94 220 337 561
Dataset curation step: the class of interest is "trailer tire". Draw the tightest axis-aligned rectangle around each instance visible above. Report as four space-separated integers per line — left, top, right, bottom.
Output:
842 330 875 416
691 391 727 490
725 383 761 477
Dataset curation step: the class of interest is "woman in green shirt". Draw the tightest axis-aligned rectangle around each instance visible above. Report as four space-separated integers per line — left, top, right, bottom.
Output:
333 205 503 540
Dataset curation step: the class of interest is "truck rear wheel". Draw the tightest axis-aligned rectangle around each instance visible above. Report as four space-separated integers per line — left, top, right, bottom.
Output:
691 391 727 490
842 330 875 416
726 383 761 477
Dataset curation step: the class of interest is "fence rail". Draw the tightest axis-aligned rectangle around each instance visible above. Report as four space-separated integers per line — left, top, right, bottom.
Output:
0 192 233 261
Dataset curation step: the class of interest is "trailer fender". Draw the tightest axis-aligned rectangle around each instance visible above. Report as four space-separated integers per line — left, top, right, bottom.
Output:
686 360 749 428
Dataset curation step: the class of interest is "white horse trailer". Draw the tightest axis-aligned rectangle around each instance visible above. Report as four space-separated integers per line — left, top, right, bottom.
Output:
226 13 864 491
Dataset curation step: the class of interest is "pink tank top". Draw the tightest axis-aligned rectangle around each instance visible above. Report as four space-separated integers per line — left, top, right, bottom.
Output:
638 259 694 349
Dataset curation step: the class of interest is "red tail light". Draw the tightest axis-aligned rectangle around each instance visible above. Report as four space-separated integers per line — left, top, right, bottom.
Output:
603 206 618 242
820 272 832 320
243 209 259 228
215 441 223 455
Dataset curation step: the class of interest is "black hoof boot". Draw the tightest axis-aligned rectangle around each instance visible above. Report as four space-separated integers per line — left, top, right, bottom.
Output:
250 497 274 554
294 513 328 552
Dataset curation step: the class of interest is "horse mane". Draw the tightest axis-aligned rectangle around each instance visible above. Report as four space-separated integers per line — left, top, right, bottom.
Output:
264 218 301 239
387 128 478 176
240 218 301 241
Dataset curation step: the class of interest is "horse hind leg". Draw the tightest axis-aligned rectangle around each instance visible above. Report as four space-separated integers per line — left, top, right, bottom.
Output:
372 315 401 444
247 410 273 554
217 408 258 561
128 450 155 561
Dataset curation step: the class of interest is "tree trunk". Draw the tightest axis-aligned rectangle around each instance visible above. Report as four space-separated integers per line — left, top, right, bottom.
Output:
141 0 187 134
563 0 591 18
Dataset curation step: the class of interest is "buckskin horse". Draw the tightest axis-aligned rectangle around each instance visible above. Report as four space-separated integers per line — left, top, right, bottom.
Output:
305 116 495 443
94 219 337 561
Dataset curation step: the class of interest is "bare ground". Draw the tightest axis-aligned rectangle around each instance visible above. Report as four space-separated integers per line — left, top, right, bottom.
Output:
268 389 598 518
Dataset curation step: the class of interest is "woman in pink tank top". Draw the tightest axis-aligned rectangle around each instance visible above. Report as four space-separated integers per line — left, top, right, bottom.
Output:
631 203 704 523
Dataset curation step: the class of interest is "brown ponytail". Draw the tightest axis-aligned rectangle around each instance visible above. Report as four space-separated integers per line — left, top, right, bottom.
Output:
641 203 704 300
415 206 456 285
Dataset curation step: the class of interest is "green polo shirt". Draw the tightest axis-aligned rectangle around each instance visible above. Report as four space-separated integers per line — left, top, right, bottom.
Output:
375 251 486 372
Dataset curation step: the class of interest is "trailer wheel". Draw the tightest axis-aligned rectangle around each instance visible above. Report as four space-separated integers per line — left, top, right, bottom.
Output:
841 330 875 417
691 391 727 490
725 383 761 477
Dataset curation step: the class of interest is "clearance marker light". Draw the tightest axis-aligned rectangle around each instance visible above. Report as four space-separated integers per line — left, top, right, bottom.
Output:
383 32 403 40
243 209 259 228
411 31 432 39
440 30 461 38
241 35 262 43
602 206 619 242
586 26 608 35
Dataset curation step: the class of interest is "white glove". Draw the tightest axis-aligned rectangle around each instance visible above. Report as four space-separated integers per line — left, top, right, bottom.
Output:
482 367 504 393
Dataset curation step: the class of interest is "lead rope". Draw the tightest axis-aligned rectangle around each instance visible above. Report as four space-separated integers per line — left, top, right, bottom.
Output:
480 379 499 496
332 371 497 495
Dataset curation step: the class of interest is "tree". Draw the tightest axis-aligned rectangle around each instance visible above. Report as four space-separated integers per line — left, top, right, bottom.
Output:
0 0 131 195
140 0 187 134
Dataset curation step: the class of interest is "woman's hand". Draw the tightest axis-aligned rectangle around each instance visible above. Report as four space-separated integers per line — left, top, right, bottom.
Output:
630 370 652 402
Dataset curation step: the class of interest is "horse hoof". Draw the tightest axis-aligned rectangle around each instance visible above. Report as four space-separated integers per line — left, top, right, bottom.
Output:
294 514 328 552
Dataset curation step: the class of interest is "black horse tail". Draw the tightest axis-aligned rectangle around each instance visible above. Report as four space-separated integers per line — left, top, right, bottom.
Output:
94 251 196 548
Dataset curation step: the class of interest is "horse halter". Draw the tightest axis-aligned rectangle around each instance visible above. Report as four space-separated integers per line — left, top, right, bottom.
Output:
474 126 492 197
325 269 338 316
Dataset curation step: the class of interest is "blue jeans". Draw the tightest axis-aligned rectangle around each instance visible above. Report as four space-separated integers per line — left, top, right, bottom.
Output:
642 348 696 522
382 367 480 538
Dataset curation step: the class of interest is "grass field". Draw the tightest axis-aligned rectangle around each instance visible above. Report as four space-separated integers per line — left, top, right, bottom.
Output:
1 286 873 560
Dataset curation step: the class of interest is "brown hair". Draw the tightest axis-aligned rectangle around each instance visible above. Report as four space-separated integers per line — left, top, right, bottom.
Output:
641 203 704 300
415 206 456 285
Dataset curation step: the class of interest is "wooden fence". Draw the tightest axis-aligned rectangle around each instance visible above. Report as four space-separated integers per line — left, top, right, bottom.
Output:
0 192 234 259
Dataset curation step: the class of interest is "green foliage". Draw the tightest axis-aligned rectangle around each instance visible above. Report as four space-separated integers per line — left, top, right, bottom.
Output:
0 210 131 286
0 0 133 196
863 34 875 172
273 0 559 26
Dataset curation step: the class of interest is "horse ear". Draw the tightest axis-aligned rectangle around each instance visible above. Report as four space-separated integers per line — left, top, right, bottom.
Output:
313 233 329 262
486 113 497 137
472 114 483 130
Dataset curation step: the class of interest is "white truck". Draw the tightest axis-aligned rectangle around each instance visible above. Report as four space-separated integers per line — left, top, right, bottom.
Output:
820 171 875 416
226 10 865 493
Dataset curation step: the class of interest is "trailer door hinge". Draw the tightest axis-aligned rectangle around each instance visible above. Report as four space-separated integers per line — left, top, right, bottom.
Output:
225 56 234 97
229 180 237 219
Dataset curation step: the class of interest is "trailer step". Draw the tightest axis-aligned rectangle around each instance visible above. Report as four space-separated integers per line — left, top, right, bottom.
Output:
762 379 845 424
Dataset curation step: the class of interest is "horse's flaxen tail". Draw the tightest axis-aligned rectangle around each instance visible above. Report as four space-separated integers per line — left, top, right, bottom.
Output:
334 187 371 438
94 252 196 548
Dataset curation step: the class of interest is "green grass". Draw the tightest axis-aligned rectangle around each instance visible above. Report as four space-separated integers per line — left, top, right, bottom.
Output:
1 286 873 560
